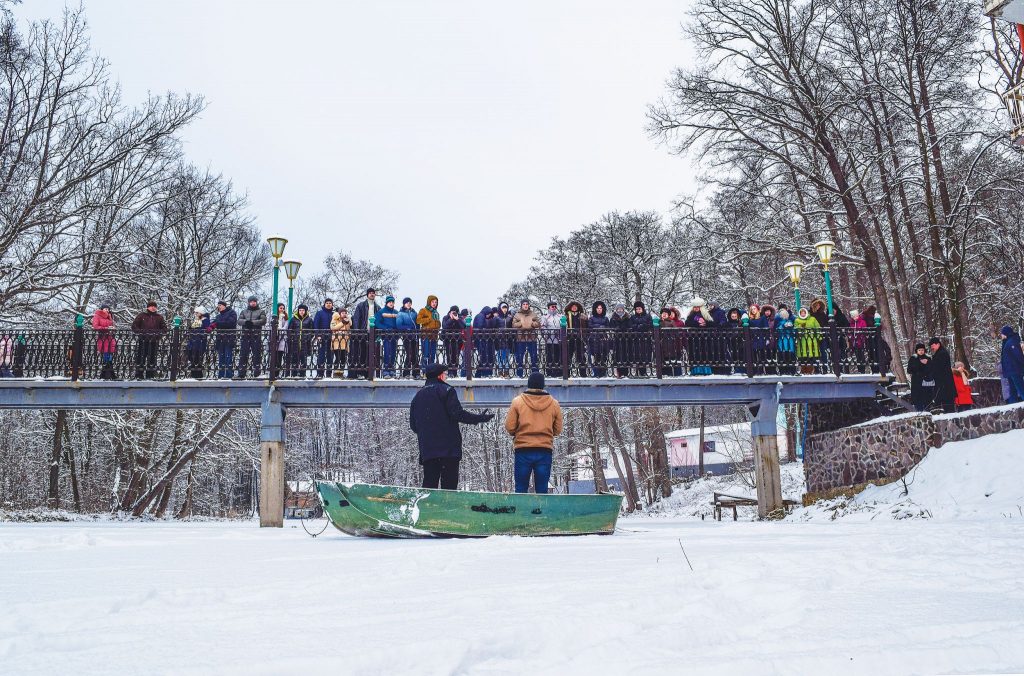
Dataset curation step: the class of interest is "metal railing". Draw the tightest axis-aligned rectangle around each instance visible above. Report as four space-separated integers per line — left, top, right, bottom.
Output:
1003 82 1024 146
0 322 887 382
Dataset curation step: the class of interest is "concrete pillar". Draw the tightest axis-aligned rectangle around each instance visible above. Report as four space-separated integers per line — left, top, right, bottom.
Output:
259 391 285 528
749 395 784 519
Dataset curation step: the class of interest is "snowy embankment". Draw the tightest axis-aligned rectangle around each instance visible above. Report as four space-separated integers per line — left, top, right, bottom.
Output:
637 463 806 520
794 427 1024 522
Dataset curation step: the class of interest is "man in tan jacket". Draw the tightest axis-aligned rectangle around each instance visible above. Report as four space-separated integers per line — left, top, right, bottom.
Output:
504 372 563 493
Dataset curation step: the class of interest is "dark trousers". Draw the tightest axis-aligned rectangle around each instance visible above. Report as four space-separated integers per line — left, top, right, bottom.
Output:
422 458 460 490
514 449 552 494
403 337 420 378
239 336 262 377
544 343 561 378
332 349 347 376
515 341 538 377
135 339 159 378
316 341 333 378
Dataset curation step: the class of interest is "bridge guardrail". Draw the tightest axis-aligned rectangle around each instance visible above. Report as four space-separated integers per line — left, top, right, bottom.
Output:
0 323 886 382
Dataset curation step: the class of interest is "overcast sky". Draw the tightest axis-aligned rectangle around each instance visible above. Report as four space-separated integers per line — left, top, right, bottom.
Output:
21 1 697 311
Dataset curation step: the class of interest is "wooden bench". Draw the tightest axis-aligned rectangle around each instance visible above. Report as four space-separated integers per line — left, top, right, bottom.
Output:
712 492 799 521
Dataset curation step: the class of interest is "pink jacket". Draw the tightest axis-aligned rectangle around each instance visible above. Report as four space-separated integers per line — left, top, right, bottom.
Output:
851 315 868 349
92 310 117 353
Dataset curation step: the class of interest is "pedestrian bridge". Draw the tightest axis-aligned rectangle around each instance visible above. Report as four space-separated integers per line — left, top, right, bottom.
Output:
0 323 890 525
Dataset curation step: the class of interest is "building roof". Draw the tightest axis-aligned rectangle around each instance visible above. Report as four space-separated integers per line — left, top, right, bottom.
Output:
665 423 750 439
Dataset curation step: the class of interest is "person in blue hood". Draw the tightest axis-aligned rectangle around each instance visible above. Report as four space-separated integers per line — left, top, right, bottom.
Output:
397 297 420 378
313 298 335 378
473 306 496 377
1000 326 1024 403
375 296 399 377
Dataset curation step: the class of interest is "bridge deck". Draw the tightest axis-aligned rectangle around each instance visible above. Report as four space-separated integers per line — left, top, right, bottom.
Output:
0 375 885 409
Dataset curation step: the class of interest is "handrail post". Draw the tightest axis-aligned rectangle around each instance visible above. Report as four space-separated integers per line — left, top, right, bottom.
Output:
71 320 84 382
367 325 377 381
560 326 569 380
653 319 663 379
874 316 884 375
169 320 182 382
742 318 754 377
464 319 474 381
828 318 841 376
268 323 279 381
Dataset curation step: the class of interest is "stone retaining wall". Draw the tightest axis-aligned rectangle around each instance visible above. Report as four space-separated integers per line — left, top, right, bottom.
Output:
803 403 1024 497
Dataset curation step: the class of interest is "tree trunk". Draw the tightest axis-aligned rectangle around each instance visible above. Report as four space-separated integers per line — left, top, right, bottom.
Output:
47 409 68 508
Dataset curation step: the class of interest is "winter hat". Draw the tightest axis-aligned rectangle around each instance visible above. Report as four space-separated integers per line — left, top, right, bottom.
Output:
520 298 530 306
500 302 509 310
194 305 207 315
914 343 926 351
248 295 258 303
928 336 941 346
402 297 412 305
777 308 790 320
547 300 558 309
216 300 227 307
449 305 460 314
324 297 334 304
425 363 446 380
100 302 111 310
297 303 309 312
527 372 545 390
366 287 376 295
146 299 158 308
634 301 646 310
460 309 469 317
690 297 706 308
385 295 395 304
614 303 626 314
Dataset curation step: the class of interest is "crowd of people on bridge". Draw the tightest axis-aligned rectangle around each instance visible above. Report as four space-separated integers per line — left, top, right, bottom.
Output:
4 291 1024 408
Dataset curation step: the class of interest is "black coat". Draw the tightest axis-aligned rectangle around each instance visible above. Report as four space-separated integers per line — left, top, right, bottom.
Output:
929 346 956 406
352 298 379 331
409 380 491 462
907 354 935 407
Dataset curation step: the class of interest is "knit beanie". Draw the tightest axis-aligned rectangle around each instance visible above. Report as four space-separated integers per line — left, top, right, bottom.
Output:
527 372 545 390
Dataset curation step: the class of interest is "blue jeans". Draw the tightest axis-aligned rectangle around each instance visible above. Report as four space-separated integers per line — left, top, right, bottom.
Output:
382 338 397 376
1007 372 1024 404
421 339 437 370
514 341 538 378
217 345 234 378
514 449 552 494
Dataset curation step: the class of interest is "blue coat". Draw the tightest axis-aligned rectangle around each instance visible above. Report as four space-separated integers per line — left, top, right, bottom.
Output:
212 308 237 348
313 304 334 331
187 317 211 351
775 316 795 353
472 307 493 331
397 308 418 331
1001 326 1024 378
409 380 491 462
374 305 399 330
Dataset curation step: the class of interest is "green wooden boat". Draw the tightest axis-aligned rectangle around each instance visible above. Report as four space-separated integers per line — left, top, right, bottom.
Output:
316 481 623 538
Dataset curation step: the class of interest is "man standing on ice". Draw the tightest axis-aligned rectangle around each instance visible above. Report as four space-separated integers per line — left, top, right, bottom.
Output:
504 372 563 493
409 363 494 489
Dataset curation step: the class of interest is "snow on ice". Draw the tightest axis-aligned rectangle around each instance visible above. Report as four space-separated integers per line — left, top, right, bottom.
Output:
1 431 1023 675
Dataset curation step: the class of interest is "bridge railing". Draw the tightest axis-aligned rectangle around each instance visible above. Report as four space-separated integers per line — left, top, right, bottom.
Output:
0 324 886 381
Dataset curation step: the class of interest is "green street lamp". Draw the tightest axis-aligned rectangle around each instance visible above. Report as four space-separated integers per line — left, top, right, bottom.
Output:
267 235 288 313
282 259 301 316
814 240 836 317
784 260 805 312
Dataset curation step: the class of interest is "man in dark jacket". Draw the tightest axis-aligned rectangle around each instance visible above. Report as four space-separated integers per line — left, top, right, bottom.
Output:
237 295 267 378
212 301 238 379
441 306 463 377
349 288 378 379
409 363 494 489
928 337 956 413
472 306 494 377
131 299 167 379
588 301 610 377
1000 326 1024 403
629 301 654 377
313 298 335 378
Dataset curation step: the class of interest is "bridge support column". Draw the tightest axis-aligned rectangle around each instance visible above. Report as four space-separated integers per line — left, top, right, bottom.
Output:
749 393 783 519
259 390 285 528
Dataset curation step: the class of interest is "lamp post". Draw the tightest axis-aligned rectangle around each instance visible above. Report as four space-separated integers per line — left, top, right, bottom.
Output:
814 240 836 317
282 260 302 316
784 261 804 312
267 236 287 313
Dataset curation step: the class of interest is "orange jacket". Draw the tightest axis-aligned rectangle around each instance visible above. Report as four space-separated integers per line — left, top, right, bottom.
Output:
504 390 563 450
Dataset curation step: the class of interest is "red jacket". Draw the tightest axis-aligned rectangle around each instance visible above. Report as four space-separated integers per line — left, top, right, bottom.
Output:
953 372 973 406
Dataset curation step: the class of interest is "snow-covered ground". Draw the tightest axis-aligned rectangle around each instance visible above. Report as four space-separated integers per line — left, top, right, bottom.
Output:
2 431 1024 675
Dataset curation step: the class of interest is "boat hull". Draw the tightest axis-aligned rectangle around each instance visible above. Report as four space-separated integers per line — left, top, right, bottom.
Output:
316 481 622 538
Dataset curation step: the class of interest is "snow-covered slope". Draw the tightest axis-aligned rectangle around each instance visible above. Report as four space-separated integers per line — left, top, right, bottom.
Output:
793 428 1024 522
